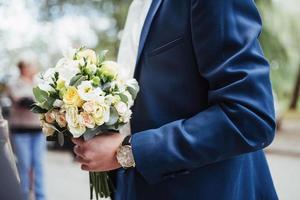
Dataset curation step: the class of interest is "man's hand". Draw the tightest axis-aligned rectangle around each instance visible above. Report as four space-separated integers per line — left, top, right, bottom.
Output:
72 133 126 172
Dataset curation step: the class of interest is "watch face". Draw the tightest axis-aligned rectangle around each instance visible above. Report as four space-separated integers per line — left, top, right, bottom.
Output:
117 145 135 168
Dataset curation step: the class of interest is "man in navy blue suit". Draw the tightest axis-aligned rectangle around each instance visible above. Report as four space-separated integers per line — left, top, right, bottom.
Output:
73 0 278 199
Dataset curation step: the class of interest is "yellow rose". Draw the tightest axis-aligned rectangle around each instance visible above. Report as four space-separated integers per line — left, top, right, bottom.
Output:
65 106 86 137
93 103 110 126
77 49 97 64
63 86 83 107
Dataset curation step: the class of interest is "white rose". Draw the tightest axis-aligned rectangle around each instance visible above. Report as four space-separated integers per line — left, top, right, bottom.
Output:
77 81 104 101
77 49 97 64
53 99 64 108
36 69 56 92
65 106 86 137
55 58 80 84
77 58 85 66
85 64 97 75
104 94 115 105
115 102 128 116
68 122 86 138
65 106 79 127
120 109 132 123
99 61 119 80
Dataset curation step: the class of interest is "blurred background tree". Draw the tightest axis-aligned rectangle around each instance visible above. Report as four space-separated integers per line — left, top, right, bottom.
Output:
257 0 300 111
38 0 131 58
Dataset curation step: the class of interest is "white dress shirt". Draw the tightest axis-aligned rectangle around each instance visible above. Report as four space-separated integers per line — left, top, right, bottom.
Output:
117 0 152 135
117 0 152 79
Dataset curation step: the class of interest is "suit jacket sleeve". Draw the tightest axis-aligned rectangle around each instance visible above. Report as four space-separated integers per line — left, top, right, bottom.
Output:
131 0 276 184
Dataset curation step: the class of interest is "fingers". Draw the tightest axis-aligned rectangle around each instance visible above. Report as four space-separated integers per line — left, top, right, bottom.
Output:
75 155 91 165
74 147 96 171
72 138 88 159
81 164 94 171
73 145 86 158
71 137 84 146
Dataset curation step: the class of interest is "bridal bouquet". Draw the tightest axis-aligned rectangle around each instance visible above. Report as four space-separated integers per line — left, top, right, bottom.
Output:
31 47 139 199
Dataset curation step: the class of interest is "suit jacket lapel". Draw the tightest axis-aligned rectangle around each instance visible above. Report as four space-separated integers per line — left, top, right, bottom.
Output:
134 0 163 77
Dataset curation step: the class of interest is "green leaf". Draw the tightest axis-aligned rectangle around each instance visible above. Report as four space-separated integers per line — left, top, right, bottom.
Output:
83 126 104 141
57 132 64 146
106 107 119 126
118 93 128 103
127 86 138 100
33 87 49 104
30 104 48 114
126 80 140 100
98 50 109 65
69 75 82 86
54 72 59 81
71 75 87 87
101 82 111 92
40 96 56 110
49 91 60 99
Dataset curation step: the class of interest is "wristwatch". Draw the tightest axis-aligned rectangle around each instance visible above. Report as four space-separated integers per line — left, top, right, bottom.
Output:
116 135 136 168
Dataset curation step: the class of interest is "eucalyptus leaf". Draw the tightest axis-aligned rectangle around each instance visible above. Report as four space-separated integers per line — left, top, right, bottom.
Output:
98 50 109 64
83 126 104 141
106 107 119 126
126 80 139 100
57 132 64 146
118 93 128 103
83 131 97 141
30 104 48 114
40 96 56 110
73 75 87 87
102 82 111 92
69 75 82 86
127 86 138 100
33 87 49 104
105 124 119 131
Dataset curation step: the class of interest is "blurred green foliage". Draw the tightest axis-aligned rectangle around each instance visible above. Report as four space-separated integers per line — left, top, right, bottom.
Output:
257 0 300 110
39 0 131 58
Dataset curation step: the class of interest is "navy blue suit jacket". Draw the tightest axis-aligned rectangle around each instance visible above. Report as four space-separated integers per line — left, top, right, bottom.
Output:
116 0 278 199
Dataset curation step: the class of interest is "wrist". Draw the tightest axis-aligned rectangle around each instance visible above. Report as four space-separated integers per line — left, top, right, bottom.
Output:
116 135 136 169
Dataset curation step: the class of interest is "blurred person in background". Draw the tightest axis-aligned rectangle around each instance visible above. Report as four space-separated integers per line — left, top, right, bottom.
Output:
8 60 46 200
0 106 22 200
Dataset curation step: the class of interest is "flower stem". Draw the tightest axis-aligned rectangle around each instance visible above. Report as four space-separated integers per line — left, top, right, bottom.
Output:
89 172 113 199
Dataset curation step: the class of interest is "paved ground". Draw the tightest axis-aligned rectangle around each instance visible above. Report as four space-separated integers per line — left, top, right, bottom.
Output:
45 118 300 200
265 117 300 200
